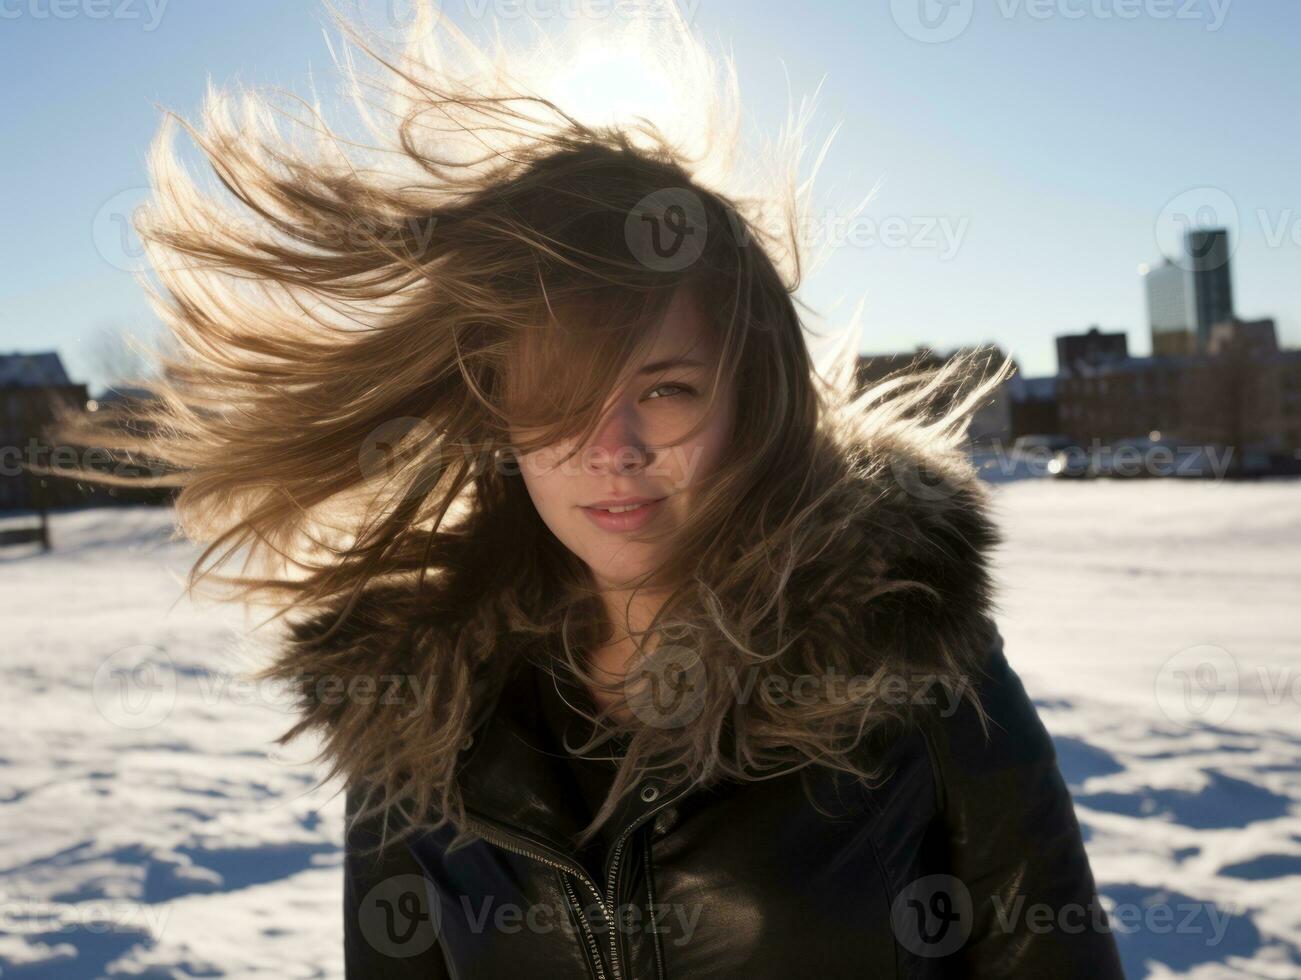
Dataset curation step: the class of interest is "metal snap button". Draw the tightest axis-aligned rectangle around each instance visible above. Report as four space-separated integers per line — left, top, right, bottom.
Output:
639 783 660 803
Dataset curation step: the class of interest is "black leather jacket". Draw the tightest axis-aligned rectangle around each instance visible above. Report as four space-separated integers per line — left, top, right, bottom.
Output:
341 626 1124 979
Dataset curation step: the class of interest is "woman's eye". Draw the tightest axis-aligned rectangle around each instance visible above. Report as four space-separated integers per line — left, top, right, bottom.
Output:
645 382 696 400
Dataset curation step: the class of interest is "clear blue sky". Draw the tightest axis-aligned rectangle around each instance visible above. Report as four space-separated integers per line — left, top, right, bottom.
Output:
2 0 1297 394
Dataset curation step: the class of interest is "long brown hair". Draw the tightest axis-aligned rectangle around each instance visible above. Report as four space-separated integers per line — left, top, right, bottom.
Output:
49 1 1012 851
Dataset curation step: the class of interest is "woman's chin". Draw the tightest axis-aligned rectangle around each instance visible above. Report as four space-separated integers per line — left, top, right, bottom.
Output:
586 552 661 591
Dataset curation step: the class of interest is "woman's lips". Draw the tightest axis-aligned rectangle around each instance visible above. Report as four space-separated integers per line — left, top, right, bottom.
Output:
579 496 666 532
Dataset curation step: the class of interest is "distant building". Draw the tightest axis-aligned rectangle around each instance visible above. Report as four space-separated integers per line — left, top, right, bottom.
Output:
0 351 87 510
0 352 171 512
855 343 1014 447
855 346 945 389
1207 317 1277 357
0 351 72 387
1143 259 1197 356
950 344 1015 446
1188 228 1235 351
1056 326 1129 376
1056 354 1191 446
1144 226 1233 356
1006 374 1060 439
1243 350 1301 459
1055 339 1301 470
1141 228 1237 356
853 321 1301 472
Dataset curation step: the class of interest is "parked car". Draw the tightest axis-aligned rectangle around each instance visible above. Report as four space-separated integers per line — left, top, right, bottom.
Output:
1047 444 1095 479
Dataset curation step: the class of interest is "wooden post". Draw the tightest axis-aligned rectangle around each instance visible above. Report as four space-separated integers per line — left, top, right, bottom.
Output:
35 473 50 552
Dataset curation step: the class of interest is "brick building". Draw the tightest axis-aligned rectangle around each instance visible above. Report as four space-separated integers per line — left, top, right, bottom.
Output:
1053 319 1301 468
0 352 88 510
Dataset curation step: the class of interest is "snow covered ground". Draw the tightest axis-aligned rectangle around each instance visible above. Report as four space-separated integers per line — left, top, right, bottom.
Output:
1 478 1298 978
0 507 344 978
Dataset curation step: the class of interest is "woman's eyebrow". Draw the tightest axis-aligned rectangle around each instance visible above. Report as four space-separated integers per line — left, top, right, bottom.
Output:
636 357 706 375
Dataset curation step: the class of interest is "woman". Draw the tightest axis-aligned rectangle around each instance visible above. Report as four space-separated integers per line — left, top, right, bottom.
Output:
60 3 1125 977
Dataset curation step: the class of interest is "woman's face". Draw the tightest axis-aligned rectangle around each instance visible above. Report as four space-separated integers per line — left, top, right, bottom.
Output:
512 287 735 590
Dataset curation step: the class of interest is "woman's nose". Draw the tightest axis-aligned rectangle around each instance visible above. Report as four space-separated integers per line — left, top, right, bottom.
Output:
587 401 655 474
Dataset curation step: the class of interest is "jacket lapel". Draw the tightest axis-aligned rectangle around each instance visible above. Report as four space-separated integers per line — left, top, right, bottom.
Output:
457 654 592 853
457 650 699 860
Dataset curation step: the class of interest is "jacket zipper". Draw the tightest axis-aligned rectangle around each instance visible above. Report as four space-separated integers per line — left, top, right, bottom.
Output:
605 834 627 978
562 871 609 980
461 815 616 979
464 792 684 980
600 792 683 980
643 834 666 980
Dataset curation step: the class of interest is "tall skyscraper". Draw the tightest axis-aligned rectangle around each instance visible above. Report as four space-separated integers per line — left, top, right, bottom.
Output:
1142 227 1235 355
1143 258 1196 356
1187 228 1235 351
